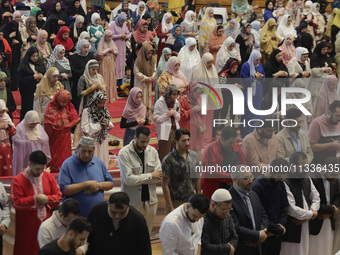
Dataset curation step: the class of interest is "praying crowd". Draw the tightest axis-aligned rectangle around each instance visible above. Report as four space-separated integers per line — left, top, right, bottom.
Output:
0 0 340 254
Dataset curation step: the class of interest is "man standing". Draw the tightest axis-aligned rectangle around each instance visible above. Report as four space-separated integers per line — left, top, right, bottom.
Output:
201 127 246 199
162 128 201 213
276 108 313 163
201 188 238 255
38 217 92 255
251 157 289 255
308 100 340 164
11 150 62 255
229 166 269 255
58 136 114 216
159 194 210 255
280 152 320 255
118 126 162 234
87 192 152 255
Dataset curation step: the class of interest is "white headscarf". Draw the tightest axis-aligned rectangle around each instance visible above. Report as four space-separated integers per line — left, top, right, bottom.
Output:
183 10 195 27
91 12 100 26
224 19 240 40
75 38 91 56
294 46 309 62
303 1 313 14
23 110 40 141
74 15 85 39
0 99 14 141
161 13 173 34
83 60 106 86
311 2 320 15
247 50 262 77
277 15 297 40
178 37 201 81
136 1 146 17
215 37 240 72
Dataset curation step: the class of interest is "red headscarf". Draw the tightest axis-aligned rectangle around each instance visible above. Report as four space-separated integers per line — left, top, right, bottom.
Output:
53 26 74 51
133 19 155 45
44 90 80 130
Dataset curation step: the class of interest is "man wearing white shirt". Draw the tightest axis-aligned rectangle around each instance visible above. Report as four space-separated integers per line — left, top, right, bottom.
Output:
159 194 210 255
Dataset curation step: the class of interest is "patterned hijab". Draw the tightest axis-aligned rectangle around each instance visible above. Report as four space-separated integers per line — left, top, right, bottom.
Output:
46 44 71 70
74 38 90 56
163 84 179 108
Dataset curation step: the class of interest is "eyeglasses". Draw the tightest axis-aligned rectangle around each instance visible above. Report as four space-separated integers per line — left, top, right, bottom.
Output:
216 203 230 214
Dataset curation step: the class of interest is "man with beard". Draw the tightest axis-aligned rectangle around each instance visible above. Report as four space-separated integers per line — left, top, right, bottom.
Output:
118 126 163 235
280 152 320 255
159 194 210 255
308 100 340 165
57 136 114 217
229 166 269 255
276 108 313 163
251 157 289 255
241 116 283 174
38 217 91 255
201 188 238 255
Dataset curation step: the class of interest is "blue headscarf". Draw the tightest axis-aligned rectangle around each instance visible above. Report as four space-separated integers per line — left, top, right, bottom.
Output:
115 13 127 27
250 20 260 31
171 24 185 47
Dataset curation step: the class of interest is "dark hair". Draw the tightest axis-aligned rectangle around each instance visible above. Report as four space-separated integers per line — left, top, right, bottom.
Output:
174 128 190 141
29 150 47 165
328 100 340 113
188 194 210 214
257 114 277 128
66 217 92 234
109 192 130 209
289 151 307 165
270 157 289 168
321 35 331 43
285 108 302 119
217 25 223 30
220 127 237 140
59 199 81 217
136 126 151 138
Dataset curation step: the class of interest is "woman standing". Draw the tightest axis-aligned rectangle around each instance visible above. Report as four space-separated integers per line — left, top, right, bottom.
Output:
98 29 118 103
236 23 255 64
180 10 198 40
32 30 52 67
260 18 279 64
308 3 325 41
0 72 15 120
279 34 296 66
134 43 156 122
36 10 45 29
121 87 147 146
0 0 12 28
21 16 38 60
224 19 240 40
18 47 45 121
46 45 72 95
331 9 340 51
87 12 104 50
66 0 86 26
81 91 113 167
12 110 51 175
178 38 201 81
198 7 216 56
44 90 80 172
251 20 261 51
215 37 241 73
34 67 64 123
263 0 276 23
110 13 130 82
166 24 185 56
43 1 68 41
132 1 148 26
287 46 311 79
53 26 74 55
154 47 172 104
69 15 86 44
208 25 226 63
276 15 297 42
156 13 173 62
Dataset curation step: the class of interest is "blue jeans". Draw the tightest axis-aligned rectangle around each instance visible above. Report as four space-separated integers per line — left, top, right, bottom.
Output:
123 128 136 146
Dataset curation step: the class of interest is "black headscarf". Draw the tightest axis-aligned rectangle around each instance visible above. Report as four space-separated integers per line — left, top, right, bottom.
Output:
219 58 240 78
310 41 330 68
264 49 288 78
18 47 45 75
35 10 45 29
66 0 86 17
47 1 68 22
3 20 22 45
0 0 13 27
265 0 274 10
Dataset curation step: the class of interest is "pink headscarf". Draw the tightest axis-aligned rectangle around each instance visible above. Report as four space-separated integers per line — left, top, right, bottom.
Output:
97 29 118 55
122 87 147 123
314 75 339 119
166 56 188 89
282 34 296 59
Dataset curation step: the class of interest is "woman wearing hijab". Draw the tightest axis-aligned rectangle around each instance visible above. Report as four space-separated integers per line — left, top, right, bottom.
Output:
18 47 45 120
120 87 147 145
66 0 86 26
98 29 118 103
335 31 340 77
296 22 314 56
53 26 74 54
81 91 113 167
153 84 180 162
279 34 296 66
12 110 51 175
134 43 156 121
178 38 201 81
180 10 198 40
132 1 148 26
309 41 333 109
240 50 265 136
43 1 68 41
158 56 188 96
314 75 339 119
69 15 86 44
231 0 249 20
87 12 104 50
117 1 133 25
287 46 311 79
0 71 15 120
260 18 279 64
264 0 276 23
0 0 13 28
264 49 289 78
78 31 97 57
331 9 340 51
12 11 23 32
166 24 185 56
36 10 45 29
250 20 261 51
236 23 255 64
215 36 241 73
192 52 223 142
307 3 325 41
3 20 21 91
224 19 240 40
34 67 64 123
69 39 94 111
0 28 11 67
142 13 157 37
44 90 80 173
32 30 52 67
198 7 216 56
111 13 130 82
131 19 155 60
154 47 172 103
208 25 226 63
21 16 38 60
0 99 15 176
276 15 297 42
46 45 72 95
156 13 173 62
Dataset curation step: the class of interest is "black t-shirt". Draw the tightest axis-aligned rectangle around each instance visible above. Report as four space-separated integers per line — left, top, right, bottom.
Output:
38 239 75 255
136 151 150 202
